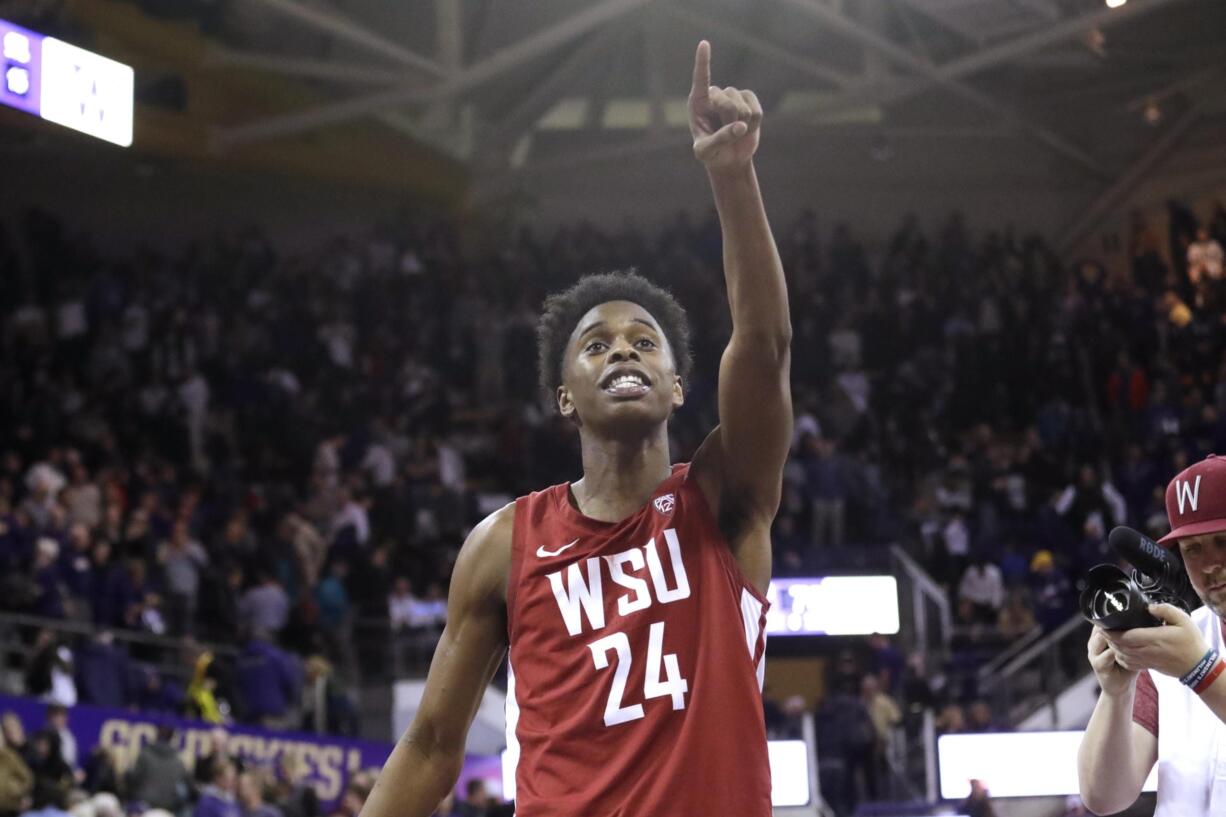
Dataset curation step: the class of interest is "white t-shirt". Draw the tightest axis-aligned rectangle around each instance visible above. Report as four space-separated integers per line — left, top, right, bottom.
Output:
438 442 465 491
362 444 396 487
1151 606 1226 815
958 564 1004 609
1188 239 1224 282
942 516 970 557
332 501 370 545
389 593 417 629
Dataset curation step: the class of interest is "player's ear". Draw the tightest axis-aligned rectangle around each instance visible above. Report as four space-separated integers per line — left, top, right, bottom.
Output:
557 385 578 421
672 375 684 409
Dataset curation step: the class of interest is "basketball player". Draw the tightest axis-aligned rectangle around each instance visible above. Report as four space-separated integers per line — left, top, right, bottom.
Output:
359 41 790 817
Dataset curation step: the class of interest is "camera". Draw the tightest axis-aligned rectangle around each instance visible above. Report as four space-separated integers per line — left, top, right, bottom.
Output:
1079 526 1201 630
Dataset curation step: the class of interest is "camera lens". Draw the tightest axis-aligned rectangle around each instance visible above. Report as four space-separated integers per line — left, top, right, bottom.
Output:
1080 565 1161 630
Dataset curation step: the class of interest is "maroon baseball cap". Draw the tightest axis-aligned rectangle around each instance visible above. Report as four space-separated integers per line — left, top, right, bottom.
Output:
1159 454 1226 546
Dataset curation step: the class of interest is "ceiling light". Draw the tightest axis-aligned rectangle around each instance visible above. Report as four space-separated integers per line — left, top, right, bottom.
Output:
1105 0 1127 8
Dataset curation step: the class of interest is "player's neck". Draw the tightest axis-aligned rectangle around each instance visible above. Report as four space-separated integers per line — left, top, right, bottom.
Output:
571 429 672 522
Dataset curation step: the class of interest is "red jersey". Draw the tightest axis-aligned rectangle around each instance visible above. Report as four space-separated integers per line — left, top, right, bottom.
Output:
504 463 771 817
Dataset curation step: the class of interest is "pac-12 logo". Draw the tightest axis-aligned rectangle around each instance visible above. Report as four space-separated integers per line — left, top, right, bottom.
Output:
653 493 675 515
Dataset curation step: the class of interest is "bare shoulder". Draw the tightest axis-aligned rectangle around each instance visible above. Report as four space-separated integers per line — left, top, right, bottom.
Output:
453 502 516 606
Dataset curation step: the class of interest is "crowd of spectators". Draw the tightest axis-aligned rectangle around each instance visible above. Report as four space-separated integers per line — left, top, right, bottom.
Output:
0 696 382 814
0 700 504 817
1 195 1224 759
764 198 1225 814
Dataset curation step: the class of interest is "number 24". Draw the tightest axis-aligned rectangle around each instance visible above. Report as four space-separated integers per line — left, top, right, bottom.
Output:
588 621 688 727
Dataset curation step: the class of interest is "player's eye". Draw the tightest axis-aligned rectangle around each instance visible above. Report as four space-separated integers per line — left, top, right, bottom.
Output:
585 341 607 353
636 338 656 350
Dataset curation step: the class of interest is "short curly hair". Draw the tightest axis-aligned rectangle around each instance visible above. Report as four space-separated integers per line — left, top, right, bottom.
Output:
536 271 693 398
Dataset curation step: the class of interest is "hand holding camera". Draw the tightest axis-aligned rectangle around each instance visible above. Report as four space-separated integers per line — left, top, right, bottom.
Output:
1082 526 1210 684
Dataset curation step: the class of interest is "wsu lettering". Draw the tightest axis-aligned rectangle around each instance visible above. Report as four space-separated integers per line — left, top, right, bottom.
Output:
546 528 691 637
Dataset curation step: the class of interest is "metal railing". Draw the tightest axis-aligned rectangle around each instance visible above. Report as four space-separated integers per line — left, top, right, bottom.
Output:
979 613 1091 726
922 710 936 804
0 610 239 692
884 545 957 808
976 624 1043 683
889 544 953 660
351 616 439 681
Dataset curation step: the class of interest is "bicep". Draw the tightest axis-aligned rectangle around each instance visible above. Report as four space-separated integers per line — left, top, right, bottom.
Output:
714 336 792 513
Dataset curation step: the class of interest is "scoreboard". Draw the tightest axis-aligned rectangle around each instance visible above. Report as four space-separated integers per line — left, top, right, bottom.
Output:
765 575 900 636
1 17 133 147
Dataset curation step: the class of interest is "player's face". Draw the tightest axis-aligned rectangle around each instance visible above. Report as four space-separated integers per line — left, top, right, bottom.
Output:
1179 532 1226 617
558 300 684 434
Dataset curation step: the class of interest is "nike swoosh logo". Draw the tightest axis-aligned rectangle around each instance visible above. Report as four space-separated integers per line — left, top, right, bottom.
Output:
536 539 580 558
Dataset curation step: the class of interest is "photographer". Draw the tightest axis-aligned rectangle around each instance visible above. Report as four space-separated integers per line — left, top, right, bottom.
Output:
1077 455 1226 814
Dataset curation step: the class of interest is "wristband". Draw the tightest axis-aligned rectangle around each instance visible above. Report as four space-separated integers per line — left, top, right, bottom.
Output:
1180 648 1220 691
1194 659 1226 694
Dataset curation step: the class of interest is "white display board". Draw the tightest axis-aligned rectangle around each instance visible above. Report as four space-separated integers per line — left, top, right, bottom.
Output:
939 731 1158 799
39 36 134 147
765 576 900 636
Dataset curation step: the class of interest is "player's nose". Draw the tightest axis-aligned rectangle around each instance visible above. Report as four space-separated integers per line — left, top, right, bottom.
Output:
608 343 640 363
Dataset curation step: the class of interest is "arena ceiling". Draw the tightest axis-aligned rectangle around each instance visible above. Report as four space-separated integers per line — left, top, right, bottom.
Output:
204 0 1226 184
3 0 1224 231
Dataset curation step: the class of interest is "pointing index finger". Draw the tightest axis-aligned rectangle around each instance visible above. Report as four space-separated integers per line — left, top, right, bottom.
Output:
691 40 711 100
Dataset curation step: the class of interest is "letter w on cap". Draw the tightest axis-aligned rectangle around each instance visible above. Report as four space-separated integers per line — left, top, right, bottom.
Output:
1176 475 1202 514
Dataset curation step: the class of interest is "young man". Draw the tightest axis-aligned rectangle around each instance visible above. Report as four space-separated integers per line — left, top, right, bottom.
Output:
1078 454 1226 815
360 41 791 817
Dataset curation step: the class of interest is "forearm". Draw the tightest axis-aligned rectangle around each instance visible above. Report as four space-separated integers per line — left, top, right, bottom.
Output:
360 734 462 817
707 164 790 340
1077 689 1145 813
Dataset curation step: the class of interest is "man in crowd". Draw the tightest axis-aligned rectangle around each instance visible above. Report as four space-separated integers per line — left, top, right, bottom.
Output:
125 724 190 814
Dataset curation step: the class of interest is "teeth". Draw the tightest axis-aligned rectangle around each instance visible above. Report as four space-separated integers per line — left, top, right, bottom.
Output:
608 374 645 389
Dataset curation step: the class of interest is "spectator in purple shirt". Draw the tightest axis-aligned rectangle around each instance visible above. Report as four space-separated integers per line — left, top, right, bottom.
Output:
238 771 282 817
1027 550 1073 632
74 632 129 708
1115 443 1161 527
56 523 93 618
238 571 290 637
87 541 122 629
195 762 241 817
802 435 849 548
236 632 301 729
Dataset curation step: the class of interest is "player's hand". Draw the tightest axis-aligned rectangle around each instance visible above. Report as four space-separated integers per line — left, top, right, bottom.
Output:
1100 603 1211 680
1088 627 1138 697
688 40 761 173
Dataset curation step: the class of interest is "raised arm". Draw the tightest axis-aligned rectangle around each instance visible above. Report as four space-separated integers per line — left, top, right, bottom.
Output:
687 40 793 592
359 505 512 817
